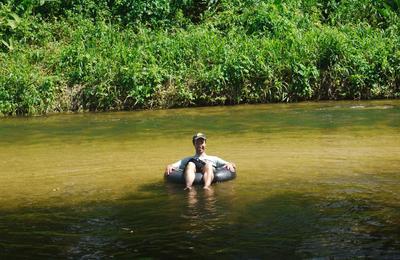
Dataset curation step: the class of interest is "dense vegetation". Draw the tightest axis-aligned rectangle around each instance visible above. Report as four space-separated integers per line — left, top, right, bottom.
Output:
1 0 399 115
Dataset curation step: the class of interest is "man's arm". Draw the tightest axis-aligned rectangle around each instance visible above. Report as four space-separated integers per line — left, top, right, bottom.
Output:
223 162 236 172
213 156 236 172
164 164 176 176
164 157 191 175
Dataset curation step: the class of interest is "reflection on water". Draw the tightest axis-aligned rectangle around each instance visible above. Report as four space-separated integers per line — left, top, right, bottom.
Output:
0 100 400 258
185 187 218 234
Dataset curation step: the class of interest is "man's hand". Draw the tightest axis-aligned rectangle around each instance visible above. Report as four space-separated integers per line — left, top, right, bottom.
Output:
164 164 176 176
224 162 236 172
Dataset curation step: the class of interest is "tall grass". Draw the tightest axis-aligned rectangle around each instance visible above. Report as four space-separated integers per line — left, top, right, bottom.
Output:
0 0 399 115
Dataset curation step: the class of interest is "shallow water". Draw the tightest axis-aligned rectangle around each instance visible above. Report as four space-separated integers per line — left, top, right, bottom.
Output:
1 100 399 258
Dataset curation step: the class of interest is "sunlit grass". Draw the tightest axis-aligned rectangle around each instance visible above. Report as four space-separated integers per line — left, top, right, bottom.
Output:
1 0 399 115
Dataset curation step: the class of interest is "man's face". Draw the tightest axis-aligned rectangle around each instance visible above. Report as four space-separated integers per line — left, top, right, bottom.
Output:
194 138 206 154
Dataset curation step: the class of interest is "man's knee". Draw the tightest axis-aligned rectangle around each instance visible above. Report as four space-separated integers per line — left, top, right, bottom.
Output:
186 162 196 171
203 162 213 172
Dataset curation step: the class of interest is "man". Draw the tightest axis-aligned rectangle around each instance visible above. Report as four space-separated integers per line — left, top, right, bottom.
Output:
165 133 236 190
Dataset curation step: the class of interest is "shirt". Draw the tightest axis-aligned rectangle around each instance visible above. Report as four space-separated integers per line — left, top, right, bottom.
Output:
171 154 228 170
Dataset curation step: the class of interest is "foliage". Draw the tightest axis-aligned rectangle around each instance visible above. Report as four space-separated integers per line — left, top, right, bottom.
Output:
0 0 399 115
0 50 61 116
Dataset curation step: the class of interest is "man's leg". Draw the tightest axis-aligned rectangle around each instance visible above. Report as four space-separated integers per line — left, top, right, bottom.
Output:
184 162 196 190
203 162 214 190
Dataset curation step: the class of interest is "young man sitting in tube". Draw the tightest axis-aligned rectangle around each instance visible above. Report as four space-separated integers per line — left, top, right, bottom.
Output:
164 133 236 190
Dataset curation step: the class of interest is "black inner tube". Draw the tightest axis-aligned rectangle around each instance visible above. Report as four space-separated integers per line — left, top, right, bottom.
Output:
165 167 236 184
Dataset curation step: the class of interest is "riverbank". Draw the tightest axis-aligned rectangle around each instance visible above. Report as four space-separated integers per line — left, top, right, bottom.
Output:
1 0 399 116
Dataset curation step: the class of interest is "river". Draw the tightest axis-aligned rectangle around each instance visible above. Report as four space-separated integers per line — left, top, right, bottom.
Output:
1 100 399 258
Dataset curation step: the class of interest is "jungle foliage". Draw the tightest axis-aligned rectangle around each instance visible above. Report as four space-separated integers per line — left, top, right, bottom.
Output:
1 0 399 115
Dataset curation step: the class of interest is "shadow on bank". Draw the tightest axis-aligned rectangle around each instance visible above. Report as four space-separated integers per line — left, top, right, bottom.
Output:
0 181 399 259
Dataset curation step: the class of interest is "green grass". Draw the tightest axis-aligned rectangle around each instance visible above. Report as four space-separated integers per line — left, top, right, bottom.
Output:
1 0 399 115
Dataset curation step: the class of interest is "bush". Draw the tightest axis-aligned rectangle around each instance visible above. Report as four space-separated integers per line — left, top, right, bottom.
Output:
0 51 60 115
0 0 399 116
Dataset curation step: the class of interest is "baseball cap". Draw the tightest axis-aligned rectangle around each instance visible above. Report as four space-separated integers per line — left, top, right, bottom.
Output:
192 132 207 143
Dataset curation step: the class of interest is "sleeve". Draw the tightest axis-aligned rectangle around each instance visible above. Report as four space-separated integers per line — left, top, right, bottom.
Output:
213 156 228 168
171 156 192 169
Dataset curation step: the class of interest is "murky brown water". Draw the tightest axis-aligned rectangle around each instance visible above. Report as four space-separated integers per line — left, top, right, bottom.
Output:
1 100 399 258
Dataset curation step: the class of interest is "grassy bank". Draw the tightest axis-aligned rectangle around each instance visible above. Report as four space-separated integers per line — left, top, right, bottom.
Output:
1 0 399 116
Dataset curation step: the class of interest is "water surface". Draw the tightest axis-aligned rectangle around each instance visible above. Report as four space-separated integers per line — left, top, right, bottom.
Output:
1 100 399 258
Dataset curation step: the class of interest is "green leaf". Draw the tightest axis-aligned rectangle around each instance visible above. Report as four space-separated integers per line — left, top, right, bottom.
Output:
7 20 17 29
9 13 21 23
1 39 13 50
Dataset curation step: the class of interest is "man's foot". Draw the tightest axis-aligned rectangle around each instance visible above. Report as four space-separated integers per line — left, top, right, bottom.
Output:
184 186 192 191
203 186 211 190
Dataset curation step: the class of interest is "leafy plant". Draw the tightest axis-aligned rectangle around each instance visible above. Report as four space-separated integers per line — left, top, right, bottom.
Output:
0 0 399 116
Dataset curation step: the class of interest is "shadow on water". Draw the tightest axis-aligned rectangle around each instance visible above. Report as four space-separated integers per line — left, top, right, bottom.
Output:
1 181 400 259
2 101 400 258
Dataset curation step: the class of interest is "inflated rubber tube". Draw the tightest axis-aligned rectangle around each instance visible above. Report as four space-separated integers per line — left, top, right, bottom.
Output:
165 167 236 184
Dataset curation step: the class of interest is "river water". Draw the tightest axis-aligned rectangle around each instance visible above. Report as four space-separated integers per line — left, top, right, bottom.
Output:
0 100 399 258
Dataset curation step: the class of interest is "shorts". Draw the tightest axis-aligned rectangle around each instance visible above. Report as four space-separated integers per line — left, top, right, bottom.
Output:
185 157 206 172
